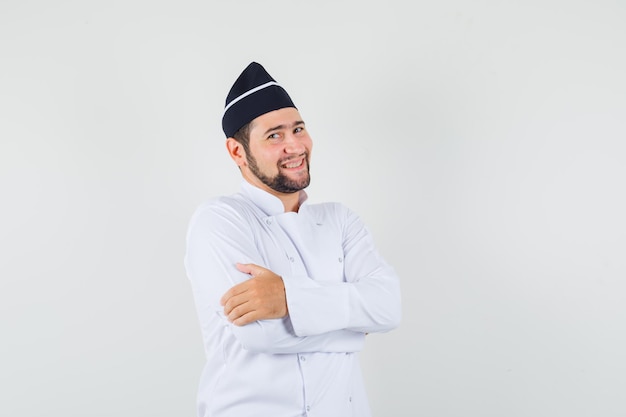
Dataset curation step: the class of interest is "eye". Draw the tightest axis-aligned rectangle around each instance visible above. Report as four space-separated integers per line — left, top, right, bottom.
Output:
294 126 304 134
267 132 281 140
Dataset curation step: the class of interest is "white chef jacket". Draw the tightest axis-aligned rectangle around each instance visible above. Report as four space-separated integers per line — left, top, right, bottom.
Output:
185 181 401 417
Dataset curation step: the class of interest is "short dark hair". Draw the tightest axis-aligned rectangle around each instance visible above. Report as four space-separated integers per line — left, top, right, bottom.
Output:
232 122 252 155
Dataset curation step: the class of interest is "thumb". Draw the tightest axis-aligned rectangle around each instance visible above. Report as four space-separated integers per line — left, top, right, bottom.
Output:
235 262 258 276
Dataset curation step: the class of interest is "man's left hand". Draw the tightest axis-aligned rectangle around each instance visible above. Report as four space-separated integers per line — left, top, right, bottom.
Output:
220 263 288 326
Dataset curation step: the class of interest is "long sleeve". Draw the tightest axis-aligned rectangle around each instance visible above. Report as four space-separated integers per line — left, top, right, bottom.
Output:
283 204 402 337
184 199 365 354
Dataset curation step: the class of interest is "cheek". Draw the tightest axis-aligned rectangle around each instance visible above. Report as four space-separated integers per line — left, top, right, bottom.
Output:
257 151 281 169
303 137 313 152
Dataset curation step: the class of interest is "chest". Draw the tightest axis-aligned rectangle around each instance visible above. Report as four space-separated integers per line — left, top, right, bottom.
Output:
253 213 346 283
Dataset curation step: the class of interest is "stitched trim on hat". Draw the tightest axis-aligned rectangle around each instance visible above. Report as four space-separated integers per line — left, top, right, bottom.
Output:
223 81 280 115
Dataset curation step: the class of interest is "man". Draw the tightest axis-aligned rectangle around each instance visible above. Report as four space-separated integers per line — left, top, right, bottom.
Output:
185 62 401 417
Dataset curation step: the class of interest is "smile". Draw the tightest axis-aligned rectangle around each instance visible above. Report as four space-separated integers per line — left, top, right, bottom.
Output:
281 158 305 169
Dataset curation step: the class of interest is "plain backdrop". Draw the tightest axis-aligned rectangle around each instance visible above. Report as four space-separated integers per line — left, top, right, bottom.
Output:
1 1 625 416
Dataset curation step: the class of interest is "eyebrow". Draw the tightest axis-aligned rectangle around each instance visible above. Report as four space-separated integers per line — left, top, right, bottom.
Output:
262 120 305 137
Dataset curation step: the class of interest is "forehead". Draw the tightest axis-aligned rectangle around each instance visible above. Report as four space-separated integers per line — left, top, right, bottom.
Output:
249 107 303 135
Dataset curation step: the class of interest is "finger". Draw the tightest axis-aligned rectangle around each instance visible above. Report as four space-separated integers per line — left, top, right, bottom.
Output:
232 310 260 326
227 300 254 323
220 281 250 306
223 291 250 315
236 262 269 278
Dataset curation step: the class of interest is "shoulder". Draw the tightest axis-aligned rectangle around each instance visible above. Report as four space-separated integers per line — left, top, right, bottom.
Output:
191 195 239 218
187 195 254 232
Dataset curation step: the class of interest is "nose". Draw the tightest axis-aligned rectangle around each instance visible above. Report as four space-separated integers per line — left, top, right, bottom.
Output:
284 132 306 154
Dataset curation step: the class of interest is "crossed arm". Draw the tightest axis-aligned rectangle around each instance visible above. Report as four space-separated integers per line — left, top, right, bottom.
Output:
185 200 401 353
221 262 288 326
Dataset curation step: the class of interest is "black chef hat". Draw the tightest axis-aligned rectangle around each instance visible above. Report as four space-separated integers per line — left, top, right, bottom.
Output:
222 62 296 138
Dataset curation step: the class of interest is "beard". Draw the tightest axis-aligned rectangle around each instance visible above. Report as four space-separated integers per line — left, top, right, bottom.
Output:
247 152 311 193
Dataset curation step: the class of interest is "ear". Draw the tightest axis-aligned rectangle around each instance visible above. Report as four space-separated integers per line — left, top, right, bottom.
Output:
226 138 247 167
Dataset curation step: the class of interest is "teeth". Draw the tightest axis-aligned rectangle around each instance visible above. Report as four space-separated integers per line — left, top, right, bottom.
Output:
283 159 303 168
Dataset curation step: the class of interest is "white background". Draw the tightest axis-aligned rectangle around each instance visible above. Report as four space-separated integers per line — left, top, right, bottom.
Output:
1 1 625 416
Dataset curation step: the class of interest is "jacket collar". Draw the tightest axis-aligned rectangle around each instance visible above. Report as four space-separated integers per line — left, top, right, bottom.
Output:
239 180 309 216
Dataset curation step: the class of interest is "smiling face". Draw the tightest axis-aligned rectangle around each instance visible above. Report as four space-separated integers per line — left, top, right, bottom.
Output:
227 107 313 199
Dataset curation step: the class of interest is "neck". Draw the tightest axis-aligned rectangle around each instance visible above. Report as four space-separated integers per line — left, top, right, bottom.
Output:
279 193 301 213
242 175 301 213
